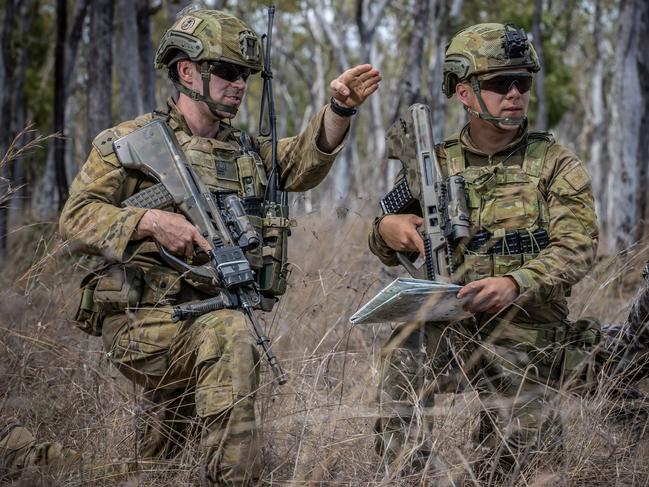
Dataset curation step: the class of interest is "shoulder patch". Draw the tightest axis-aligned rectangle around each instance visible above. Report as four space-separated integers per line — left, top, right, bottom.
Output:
563 163 591 193
92 129 120 157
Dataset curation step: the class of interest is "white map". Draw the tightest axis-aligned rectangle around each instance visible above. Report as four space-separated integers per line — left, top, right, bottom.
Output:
350 278 473 325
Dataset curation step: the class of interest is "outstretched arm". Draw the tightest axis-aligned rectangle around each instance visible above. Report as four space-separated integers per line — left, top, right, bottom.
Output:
317 64 381 152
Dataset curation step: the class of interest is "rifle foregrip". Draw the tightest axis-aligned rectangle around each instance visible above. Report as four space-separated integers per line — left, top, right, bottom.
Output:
121 182 174 209
381 178 415 214
424 236 435 281
171 296 227 322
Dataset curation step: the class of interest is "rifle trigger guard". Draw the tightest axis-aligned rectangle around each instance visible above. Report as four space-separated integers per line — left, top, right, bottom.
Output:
156 243 218 285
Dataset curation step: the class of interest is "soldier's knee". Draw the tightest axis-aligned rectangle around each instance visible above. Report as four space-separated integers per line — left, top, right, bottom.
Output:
194 311 259 416
195 311 256 367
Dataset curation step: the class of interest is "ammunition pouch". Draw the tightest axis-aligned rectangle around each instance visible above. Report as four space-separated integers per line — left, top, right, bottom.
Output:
455 228 550 283
463 228 549 254
74 273 103 336
258 203 296 309
92 264 144 315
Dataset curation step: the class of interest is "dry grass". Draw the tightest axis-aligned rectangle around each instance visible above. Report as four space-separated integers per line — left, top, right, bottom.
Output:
2 203 649 486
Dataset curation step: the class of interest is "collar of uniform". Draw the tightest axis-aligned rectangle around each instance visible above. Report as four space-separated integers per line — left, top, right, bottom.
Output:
458 120 529 159
165 96 238 143
166 97 193 135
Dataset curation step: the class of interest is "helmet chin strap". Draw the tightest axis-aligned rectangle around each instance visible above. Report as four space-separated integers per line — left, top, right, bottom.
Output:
467 77 526 127
173 62 238 118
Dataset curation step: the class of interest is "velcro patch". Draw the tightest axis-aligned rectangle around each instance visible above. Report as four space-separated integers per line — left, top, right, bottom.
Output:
563 163 591 192
92 128 119 157
175 15 202 35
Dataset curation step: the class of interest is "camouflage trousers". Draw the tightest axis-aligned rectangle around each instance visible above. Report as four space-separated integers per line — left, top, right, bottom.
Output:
102 306 261 486
375 316 566 475
0 417 79 481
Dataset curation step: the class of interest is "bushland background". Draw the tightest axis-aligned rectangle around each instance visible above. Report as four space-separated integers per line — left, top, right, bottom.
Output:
1 0 649 485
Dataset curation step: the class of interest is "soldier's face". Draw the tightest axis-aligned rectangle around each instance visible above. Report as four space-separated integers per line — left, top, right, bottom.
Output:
478 82 530 130
205 65 248 118
458 72 531 131
182 61 248 119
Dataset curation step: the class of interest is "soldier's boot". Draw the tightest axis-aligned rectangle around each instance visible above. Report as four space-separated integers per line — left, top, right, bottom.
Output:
0 418 80 481
375 325 443 475
194 311 261 486
473 405 564 481
374 414 440 476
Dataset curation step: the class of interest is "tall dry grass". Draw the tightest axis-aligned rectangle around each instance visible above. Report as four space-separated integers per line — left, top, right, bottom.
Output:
2 195 649 486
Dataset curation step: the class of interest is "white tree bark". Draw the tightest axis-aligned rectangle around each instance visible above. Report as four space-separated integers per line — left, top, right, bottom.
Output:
588 0 607 237
606 0 649 252
532 0 548 131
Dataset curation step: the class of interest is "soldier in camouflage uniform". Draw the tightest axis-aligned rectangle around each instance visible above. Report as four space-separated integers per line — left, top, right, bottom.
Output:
369 23 598 476
58 8 380 486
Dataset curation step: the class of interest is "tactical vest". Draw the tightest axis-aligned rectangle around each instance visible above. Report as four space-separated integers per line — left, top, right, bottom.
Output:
445 132 555 284
162 117 292 301
101 112 290 300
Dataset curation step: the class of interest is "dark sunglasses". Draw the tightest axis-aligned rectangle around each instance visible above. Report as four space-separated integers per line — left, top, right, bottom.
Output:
208 61 251 82
479 74 533 95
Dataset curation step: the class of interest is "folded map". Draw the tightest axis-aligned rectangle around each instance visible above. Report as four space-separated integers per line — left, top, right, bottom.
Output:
350 278 472 325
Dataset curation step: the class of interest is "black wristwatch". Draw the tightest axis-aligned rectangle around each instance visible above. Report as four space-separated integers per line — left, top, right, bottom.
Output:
329 97 358 117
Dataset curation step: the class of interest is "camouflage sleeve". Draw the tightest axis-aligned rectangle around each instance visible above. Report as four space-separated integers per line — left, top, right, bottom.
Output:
506 146 599 299
258 105 347 191
369 214 401 266
59 138 147 262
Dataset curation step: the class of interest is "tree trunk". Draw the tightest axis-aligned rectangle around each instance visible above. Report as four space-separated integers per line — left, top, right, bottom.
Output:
86 0 115 149
9 0 38 216
136 0 157 111
532 0 548 131
390 0 431 122
428 0 464 142
589 0 608 239
606 0 649 252
54 0 69 209
64 0 90 90
115 0 144 120
0 0 18 260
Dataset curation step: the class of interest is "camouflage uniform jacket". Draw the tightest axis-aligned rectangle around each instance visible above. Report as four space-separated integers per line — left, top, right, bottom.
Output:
369 122 599 323
60 98 345 282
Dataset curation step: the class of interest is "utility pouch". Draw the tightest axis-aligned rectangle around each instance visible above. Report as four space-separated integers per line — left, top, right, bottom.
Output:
92 264 144 315
259 203 296 307
140 266 183 306
563 317 601 390
74 274 103 336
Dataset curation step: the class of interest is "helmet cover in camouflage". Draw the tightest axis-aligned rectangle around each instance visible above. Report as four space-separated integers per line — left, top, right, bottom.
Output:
442 23 540 97
155 9 262 73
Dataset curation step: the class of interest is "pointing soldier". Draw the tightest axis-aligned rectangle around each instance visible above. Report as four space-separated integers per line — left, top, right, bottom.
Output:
58 7 379 486
370 23 598 476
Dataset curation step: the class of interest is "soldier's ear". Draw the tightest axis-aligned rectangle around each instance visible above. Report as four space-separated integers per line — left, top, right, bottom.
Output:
456 82 473 106
176 60 196 85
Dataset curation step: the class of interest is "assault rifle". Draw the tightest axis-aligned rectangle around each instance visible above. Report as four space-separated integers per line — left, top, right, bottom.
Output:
114 119 287 385
381 103 470 281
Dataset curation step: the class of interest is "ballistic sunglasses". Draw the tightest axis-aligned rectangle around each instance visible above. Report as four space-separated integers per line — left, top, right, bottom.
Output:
479 74 533 95
208 61 252 82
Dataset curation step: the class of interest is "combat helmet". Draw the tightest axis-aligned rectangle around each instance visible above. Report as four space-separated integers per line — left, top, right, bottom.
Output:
442 23 540 126
155 6 263 118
